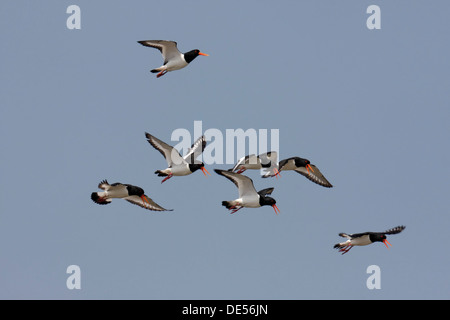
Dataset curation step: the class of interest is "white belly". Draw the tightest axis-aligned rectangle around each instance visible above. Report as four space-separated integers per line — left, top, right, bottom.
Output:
238 195 261 208
351 235 372 246
106 188 129 199
170 164 192 176
166 57 188 71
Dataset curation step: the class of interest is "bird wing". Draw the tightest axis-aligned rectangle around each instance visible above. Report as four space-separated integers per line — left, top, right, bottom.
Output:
383 225 406 235
214 169 258 198
277 157 295 171
125 195 173 212
338 233 353 239
294 164 333 188
145 132 186 167
257 187 275 197
98 179 110 190
183 135 207 164
228 154 257 172
137 40 181 64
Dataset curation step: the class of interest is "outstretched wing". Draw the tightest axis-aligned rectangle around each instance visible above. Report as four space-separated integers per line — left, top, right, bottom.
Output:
338 233 352 239
257 187 275 197
183 135 207 164
214 169 258 199
98 179 110 190
383 225 406 235
137 40 181 64
145 132 186 167
294 164 333 188
228 154 257 172
125 195 173 212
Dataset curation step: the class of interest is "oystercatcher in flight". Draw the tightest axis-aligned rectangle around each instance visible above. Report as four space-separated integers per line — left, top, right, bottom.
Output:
228 151 280 178
137 40 208 78
334 225 406 254
263 156 333 188
214 169 280 214
91 180 172 211
145 132 210 183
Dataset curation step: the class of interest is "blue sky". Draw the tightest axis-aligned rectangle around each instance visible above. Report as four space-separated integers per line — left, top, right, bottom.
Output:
1 1 449 299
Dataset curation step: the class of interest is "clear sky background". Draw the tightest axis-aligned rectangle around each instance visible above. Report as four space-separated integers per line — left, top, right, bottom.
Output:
1 1 449 300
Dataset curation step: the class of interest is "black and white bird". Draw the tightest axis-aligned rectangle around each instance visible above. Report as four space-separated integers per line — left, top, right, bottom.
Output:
228 151 280 178
91 180 172 211
263 156 333 188
145 132 210 183
214 169 280 214
137 40 208 78
333 225 406 254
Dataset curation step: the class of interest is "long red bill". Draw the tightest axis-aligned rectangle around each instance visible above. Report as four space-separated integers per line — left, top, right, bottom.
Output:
383 239 391 249
201 167 211 176
141 195 150 204
273 168 281 179
199 52 209 56
306 164 315 174
272 204 280 215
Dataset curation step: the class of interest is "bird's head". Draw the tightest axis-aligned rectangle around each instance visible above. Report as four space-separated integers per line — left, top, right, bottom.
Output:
372 234 392 249
303 160 314 174
260 196 280 215
189 163 211 177
184 49 209 63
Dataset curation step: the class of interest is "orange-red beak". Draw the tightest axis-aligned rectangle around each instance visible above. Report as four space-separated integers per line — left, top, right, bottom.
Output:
306 164 314 174
273 168 281 179
201 166 211 176
141 195 150 204
383 239 391 249
199 52 209 56
272 204 280 215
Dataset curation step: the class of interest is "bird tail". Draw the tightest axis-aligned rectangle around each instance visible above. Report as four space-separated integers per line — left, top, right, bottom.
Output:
222 200 240 209
334 241 353 254
155 170 168 177
222 201 233 209
151 66 164 73
91 192 111 205
333 242 345 249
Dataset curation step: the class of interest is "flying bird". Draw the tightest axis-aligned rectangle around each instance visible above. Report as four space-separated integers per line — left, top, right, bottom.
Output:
263 156 333 188
91 180 172 211
137 40 208 78
214 169 280 214
333 225 406 254
228 151 280 178
145 132 210 183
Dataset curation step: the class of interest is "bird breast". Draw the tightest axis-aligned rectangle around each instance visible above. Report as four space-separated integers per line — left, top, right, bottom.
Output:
170 164 192 176
105 186 129 199
166 56 188 71
350 235 372 246
239 195 261 208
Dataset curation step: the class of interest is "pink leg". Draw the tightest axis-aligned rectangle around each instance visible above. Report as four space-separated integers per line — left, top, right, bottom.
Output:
230 206 242 214
340 245 353 255
157 70 167 78
161 174 173 183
